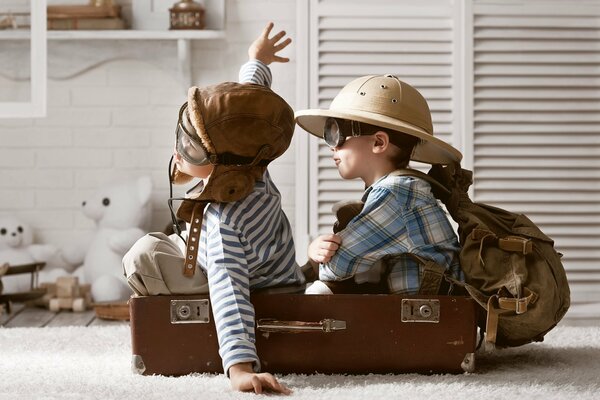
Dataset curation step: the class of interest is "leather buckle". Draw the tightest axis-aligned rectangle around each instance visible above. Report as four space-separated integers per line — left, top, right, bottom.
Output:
515 297 528 314
499 236 532 255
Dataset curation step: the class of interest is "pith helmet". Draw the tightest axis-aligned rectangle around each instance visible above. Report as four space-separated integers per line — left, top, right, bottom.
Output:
295 74 462 165
172 82 295 203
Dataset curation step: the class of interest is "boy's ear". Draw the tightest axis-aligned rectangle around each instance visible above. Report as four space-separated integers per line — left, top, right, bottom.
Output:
372 131 390 153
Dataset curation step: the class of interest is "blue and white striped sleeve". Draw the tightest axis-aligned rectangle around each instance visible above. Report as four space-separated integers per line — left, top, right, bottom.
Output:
239 59 272 87
204 222 259 374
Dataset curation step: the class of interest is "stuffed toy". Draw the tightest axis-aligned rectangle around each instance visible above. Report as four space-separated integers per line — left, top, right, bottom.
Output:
66 176 153 303
0 215 59 293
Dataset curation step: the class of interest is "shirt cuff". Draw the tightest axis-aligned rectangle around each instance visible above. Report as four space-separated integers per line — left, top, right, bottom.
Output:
238 59 272 87
221 339 261 376
318 263 342 281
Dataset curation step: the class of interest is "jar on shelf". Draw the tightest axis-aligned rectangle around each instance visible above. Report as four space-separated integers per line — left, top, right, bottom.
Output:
169 0 205 30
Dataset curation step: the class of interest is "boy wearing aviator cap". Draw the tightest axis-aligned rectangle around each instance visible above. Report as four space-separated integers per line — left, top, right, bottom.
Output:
296 75 464 295
124 23 303 394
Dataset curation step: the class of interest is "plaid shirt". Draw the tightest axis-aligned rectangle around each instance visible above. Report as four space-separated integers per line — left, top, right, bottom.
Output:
320 173 463 294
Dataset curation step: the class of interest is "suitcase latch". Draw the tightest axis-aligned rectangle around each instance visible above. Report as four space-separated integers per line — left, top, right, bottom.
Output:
170 299 210 324
401 299 440 323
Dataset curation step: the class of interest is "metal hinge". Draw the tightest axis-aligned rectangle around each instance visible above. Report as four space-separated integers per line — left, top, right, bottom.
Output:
401 299 440 323
170 299 210 324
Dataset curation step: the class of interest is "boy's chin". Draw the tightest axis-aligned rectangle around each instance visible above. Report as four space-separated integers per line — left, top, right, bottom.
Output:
337 169 356 180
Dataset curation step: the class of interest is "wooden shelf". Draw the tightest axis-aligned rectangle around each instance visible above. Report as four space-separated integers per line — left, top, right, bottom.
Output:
0 29 225 40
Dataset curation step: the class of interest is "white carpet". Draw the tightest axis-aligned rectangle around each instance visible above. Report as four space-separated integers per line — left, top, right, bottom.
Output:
0 325 598 400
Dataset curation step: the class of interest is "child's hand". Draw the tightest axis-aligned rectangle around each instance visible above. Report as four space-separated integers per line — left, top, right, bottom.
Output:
229 362 291 395
308 234 342 264
248 22 292 65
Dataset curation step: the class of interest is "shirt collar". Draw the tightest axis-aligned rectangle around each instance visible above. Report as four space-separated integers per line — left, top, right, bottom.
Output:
361 173 390 201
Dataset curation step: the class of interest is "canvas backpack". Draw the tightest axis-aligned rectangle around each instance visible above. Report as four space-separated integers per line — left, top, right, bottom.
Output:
396 164 571 348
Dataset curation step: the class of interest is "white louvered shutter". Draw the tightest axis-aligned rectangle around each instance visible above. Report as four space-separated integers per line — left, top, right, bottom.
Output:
304 0 599 320
308 0 459 235
472 1 600 314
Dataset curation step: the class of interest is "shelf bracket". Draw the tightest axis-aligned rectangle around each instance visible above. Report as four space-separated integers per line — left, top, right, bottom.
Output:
177 38 192 93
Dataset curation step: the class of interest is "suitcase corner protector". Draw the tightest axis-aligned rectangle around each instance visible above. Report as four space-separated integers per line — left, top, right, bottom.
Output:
132 354 146 375
461 352 475 373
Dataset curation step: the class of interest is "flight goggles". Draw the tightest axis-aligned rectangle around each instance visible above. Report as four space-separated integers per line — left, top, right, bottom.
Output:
175 102 212 166
323 117 383 148
175 102 274 167
323 117 421 151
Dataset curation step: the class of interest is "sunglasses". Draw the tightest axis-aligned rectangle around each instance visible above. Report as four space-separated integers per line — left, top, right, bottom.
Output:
175 102 212 166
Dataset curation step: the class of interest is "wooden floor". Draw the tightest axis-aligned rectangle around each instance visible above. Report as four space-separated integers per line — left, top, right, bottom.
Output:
0 303 128 328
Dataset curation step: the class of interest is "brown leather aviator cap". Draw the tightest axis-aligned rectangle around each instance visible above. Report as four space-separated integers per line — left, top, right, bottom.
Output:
172 82 295 204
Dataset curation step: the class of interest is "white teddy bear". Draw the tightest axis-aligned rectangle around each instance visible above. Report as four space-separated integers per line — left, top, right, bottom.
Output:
66 176 153 303
0 216 59 293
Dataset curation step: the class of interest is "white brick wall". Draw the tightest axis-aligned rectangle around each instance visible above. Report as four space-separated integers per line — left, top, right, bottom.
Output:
0 0 299 250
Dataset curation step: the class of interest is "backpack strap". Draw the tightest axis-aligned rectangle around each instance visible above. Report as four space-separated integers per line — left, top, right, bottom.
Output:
400 253 449 295
419 259 449 295
390 168 451 197
486 287 538 346
448 277 538 347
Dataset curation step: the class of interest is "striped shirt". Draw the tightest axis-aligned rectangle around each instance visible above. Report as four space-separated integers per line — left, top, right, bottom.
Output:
239 59 272 87
320 174 463 294
193 59 303 374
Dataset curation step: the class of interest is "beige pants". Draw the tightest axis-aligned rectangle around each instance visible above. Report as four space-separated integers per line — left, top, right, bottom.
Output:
123 232 209 296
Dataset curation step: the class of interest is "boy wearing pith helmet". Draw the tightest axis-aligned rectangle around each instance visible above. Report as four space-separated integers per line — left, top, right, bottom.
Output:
295 74 464 295
124 24 303 394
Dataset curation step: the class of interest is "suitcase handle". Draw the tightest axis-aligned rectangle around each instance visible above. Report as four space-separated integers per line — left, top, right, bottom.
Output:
256 318 346 333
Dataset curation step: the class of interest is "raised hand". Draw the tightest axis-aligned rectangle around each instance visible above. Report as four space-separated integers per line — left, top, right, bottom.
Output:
248 22 292 65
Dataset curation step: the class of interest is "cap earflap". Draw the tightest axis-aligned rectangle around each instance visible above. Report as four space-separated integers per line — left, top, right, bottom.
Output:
191 165 265 203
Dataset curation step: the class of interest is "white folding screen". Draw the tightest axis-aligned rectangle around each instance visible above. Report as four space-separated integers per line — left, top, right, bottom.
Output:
300 0 600 317
472 1 600 309
306 0 459 235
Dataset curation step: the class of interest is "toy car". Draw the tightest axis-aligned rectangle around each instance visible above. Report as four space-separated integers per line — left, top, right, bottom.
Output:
39 276 92 313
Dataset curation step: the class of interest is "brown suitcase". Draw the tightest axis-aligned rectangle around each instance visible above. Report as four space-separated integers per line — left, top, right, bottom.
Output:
129 294 478 376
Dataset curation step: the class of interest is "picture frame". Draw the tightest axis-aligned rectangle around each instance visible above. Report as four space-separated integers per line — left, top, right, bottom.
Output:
0 0 46 118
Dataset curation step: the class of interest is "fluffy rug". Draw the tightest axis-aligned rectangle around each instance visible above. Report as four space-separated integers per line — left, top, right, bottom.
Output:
0 325 598 400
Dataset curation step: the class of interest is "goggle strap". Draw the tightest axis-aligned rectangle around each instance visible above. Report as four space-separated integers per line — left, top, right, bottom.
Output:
250 145 273 167
351 120 361 137
212 152 271 167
